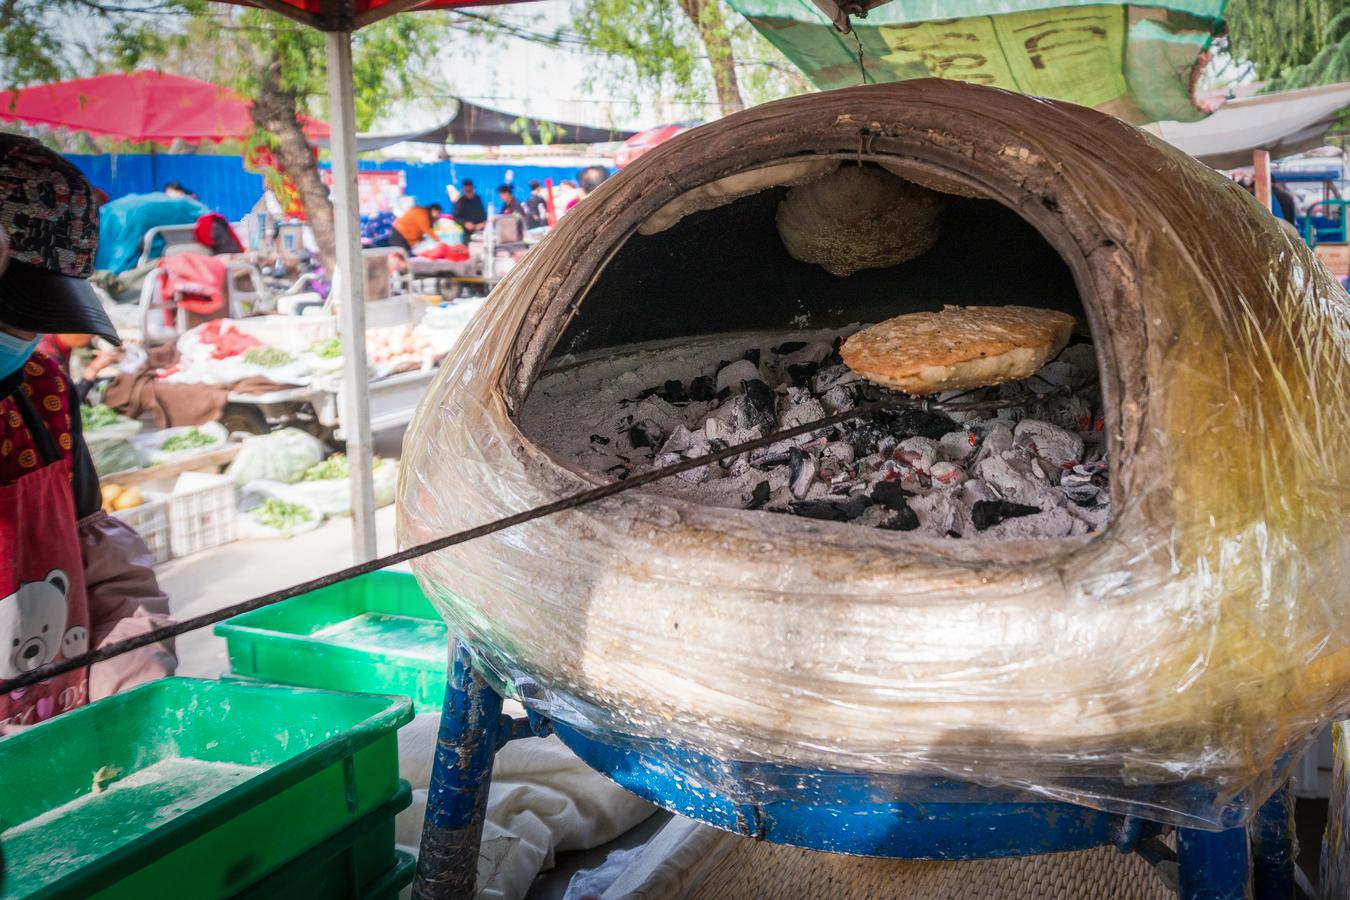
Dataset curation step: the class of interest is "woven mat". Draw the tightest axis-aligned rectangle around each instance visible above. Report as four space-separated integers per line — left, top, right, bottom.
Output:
690 839 1174 900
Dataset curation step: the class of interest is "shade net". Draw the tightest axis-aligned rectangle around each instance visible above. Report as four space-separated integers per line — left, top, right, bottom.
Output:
728 0 1226 123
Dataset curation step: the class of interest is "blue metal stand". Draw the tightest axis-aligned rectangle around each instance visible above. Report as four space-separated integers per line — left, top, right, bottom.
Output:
414 642 1299 899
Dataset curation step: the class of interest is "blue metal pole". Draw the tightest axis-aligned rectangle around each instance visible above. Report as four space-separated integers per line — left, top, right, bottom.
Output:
1176 824 1251 900
1250 781 1296 900
412 642 504 899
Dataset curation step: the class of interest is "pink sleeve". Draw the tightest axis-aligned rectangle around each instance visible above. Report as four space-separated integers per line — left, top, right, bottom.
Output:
77 511 177 701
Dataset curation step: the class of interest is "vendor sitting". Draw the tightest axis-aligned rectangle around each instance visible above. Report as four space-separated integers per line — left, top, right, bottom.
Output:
390 201 444 253
0 135 175 732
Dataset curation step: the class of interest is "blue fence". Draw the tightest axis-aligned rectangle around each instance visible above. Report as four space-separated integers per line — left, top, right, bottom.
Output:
65 153 603 221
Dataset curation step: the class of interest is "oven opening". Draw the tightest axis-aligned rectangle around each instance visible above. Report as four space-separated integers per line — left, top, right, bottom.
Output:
519 161 1110 541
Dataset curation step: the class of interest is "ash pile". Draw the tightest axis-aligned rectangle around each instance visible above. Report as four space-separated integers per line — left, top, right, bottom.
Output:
557 335 1109 540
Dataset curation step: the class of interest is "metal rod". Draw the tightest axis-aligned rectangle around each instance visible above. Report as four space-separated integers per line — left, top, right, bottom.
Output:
325 29 378 562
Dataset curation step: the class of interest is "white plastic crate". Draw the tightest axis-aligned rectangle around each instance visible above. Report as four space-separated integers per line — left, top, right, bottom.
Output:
111 491 172 565
168 473 238 557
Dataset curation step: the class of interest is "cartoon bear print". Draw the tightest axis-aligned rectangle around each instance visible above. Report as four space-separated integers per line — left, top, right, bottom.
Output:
0 569 71 678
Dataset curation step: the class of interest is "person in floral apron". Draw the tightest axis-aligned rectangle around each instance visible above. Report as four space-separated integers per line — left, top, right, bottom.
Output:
0 135 174 732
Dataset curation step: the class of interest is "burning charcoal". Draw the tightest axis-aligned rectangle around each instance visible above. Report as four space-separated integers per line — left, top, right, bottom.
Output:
878 406 958 441
716 359 761 394
961 479 999 505
734 380 778 430
937 430 977 462
773 340 808 355
784 341 832 366
660 425 694 455
870 480 915 511
743 348 762 367
821 385 854 415
1014 419 1084 469
589 434 611 446
778 387 826 428
688 375 717 402
811 364 859 395
976 456 1053 507
789 496 870 522
896 437 939 473
787 362 820 387
821 441 855 467
971 499 1041 531
930 461 967 486
788 447 817 499
845 423 886 456
881 460 927 493
605 464 630 481
1030 360 1077 391
747 480 771 509
972 422 1014 462
629 419 665 449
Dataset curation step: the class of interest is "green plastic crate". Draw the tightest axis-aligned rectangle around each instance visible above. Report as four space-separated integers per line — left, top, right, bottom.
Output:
237 783 415 899
0 677 413 900
215 570 449 712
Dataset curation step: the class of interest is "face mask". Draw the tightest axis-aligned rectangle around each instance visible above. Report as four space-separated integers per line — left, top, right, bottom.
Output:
0 330 41 380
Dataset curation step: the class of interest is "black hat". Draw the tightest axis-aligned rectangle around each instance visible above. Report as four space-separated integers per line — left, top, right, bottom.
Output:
0 135 119 344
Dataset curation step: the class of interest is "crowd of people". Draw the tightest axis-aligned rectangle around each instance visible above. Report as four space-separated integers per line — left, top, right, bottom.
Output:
385 166 611 254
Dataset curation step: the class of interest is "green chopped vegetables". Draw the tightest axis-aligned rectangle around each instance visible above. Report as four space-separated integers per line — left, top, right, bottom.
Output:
309 338 343 359
254 498 314 530
243 345 294 367
160 428 217 453
299 453 384 482
81 404 123 431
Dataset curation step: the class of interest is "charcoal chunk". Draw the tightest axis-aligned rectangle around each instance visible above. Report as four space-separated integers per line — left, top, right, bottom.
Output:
736 379 778 430
773 340 808 355
870 481 916 510
589 434 610 446
789 496 870 521
787 361 820 387
971 499 1041 531
660 379 689 404
878 406 959 441
743 348 761 367
628 420 664 449
747 480 771 510
688 375 717 401
605 464 630 481
879 505 921 531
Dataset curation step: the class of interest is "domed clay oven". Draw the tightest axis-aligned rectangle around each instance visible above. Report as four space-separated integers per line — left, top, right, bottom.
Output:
398 80 1350 825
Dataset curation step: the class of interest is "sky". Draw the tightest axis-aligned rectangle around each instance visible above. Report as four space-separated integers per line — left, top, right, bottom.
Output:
384 2 733 135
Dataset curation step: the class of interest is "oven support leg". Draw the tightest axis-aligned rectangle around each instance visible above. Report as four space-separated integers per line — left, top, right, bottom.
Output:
1176 823 1251 900
1250 780 1296 900
413 642 503 900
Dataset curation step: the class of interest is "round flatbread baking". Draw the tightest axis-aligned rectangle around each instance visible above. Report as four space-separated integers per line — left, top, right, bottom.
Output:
841 305 1076 395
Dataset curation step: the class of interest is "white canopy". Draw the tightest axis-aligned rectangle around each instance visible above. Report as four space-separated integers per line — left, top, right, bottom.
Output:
1144 82 1350 170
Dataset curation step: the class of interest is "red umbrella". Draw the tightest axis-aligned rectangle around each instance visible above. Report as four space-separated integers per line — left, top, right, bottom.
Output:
0 70 329 145
614 122 697 168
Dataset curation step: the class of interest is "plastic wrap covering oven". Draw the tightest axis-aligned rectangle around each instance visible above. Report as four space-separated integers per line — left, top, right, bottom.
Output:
398 80 1350 829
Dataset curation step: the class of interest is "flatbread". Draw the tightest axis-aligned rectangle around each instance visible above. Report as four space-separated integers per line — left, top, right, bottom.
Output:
841 305 1076 395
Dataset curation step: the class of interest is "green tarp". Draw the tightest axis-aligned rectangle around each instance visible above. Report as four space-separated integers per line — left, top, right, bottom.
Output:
730 0 1228 122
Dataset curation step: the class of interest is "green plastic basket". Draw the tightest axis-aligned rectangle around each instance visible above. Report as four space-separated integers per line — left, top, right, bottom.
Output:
215 570 449 712
0 677 413 900
237 783 415 899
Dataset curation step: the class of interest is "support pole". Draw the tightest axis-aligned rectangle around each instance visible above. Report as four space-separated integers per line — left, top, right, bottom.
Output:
414 643 503 898
1254 149 1273 215
1176 823 1251 900
1250 781 1296 900
325 29 377 562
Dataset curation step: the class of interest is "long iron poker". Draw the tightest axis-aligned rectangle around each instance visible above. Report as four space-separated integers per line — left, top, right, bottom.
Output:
0 384 1073 695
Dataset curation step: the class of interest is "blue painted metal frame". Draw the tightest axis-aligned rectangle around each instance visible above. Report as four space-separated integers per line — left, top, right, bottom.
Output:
414 643 1296 900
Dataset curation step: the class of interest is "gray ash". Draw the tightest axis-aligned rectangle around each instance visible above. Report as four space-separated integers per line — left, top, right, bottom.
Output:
524 330 1110 541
